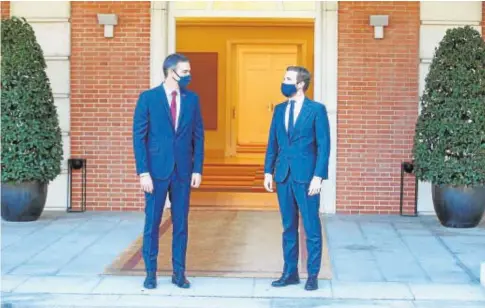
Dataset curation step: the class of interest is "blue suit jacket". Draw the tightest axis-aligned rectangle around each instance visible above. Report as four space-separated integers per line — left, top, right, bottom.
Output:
132 85 204 180
264 97 330 183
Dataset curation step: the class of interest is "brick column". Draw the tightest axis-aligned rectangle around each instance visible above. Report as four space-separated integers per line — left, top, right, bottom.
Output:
337 1 420 214
1 1 10 19
70 1 150 211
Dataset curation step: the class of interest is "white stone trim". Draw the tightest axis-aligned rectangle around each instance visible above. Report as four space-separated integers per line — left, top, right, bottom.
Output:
420 1 482 23
168 10 317 19
421 20 481 26
150 1 168 87
10 1 70 19
152 1 339 213
20 18 70 23
45 56 69 61
319 2 338 214
10 1 71 210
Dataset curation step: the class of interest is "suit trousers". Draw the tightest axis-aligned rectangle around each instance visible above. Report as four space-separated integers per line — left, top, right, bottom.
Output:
142 168 191 274
276 172 323 276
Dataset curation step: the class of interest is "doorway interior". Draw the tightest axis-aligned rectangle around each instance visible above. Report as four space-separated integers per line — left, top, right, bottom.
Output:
176 18 315 209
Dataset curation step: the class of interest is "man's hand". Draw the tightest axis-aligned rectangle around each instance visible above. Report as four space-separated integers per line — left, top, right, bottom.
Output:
140 173 153 194
308 176 322 196
191 173 202 188
264 173 274 192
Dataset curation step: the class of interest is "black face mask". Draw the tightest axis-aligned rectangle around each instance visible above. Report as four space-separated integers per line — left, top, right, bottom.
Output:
281 83 298 97
173 70 191 88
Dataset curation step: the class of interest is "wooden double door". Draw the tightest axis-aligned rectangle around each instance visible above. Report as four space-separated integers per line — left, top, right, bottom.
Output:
177 18 314 159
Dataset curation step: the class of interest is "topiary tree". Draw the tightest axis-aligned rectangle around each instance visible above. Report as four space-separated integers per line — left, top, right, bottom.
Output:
1 17 63 184
412 26 485 186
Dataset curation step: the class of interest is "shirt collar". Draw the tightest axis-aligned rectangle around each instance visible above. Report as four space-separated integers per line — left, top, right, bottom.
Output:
289 96 305 105
163 82 179 96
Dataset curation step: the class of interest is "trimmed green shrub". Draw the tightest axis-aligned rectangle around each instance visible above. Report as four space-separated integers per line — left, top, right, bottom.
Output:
1 17 63 183
412 26 485 186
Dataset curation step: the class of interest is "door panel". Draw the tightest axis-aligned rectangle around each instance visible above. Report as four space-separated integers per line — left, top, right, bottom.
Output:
184 52 219 130
235 44 298 151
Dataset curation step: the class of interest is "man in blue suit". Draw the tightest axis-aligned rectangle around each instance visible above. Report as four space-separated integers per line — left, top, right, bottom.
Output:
264 66 330 291
132 53 204 290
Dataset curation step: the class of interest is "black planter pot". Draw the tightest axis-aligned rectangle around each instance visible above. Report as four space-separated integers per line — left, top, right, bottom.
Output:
432 184 485 228
1 181 48 222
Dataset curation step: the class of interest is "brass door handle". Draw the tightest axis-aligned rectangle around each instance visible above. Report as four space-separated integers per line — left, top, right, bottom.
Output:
268 103 274 112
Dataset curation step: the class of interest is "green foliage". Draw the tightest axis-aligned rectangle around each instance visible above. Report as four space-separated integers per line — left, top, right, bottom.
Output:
412 26 485 186
1 17 63 183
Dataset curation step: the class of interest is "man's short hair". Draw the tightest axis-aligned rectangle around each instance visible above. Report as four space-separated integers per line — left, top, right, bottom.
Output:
163 53 189 78
286 66 311 92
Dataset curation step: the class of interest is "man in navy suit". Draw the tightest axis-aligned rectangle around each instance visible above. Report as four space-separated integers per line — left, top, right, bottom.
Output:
132 53 204 289
264 66 330 291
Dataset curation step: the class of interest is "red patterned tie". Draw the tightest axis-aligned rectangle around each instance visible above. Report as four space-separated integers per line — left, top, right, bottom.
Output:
170 90 177 129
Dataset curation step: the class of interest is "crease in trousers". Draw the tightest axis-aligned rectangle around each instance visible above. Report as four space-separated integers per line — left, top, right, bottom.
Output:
276 171 323 276
142 168 191 274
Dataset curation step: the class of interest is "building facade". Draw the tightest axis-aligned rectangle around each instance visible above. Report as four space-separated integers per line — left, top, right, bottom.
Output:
1 1 484 214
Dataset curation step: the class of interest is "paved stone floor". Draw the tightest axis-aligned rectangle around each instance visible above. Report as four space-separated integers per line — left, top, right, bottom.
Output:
1 210 485 307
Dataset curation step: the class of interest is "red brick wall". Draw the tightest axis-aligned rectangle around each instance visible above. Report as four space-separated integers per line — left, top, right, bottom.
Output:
337 2 420 214
482 1 485 39
1 1 10 19
70 1 150 211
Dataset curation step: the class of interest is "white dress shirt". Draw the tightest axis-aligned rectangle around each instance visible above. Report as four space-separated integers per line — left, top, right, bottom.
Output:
284 96 304 131
163 83 181 131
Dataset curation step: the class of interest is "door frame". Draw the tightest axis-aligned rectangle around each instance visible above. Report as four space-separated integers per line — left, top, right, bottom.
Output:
150 2 339 214
226 38 309 157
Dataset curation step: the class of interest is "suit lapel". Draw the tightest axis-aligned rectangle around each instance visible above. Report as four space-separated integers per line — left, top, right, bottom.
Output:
157 85 175 134
291 97 311 141
280 101 290 143
176 89 189 135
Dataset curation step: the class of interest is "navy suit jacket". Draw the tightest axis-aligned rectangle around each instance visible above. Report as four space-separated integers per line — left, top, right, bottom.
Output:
264 97 330 183
132 85 204 181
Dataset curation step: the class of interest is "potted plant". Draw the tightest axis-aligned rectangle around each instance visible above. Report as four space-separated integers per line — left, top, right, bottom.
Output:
1 17 63 222
412 26 485 228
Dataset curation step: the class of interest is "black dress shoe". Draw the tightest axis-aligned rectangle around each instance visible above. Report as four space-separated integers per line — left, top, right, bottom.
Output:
143 272 157 289
171 273 190 289
271 272 300 287
304 275 318 291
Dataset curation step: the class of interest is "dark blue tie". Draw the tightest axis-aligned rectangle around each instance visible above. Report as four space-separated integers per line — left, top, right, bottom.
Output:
288 100 295 138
